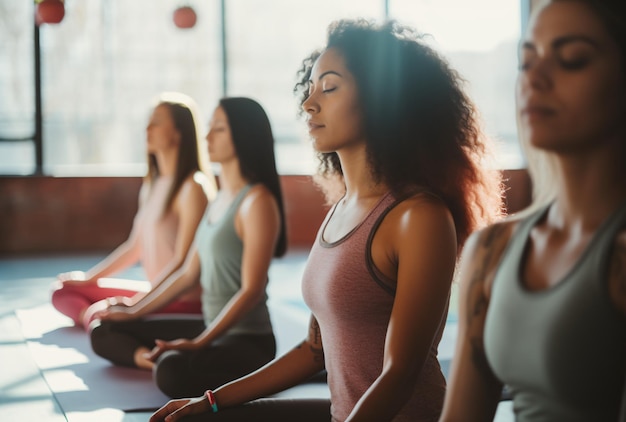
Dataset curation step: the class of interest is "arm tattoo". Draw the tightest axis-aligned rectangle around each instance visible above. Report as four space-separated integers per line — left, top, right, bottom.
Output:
467 223 510 377
308 318 324 363
465 224 508 322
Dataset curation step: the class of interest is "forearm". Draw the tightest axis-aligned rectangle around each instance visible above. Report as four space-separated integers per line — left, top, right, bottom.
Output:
127 256 186 306
346 365 418 422
148 256 186 292
85 241 141 280
126 269 197 317
214 341 325 408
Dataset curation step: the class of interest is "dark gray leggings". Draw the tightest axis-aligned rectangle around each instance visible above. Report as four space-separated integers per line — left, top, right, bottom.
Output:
90 316 276 398
177 397 331 421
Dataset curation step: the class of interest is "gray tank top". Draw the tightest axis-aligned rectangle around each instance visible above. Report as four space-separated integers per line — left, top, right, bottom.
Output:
195 185 273 335
484 201 626 421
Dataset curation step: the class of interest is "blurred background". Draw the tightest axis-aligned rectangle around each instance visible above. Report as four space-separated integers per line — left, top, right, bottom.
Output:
0 0 525 177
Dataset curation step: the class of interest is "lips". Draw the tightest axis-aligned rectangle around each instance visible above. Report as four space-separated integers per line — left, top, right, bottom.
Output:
521 98 556 117
307 120 324 132
522 106 556 116
519 101 557 119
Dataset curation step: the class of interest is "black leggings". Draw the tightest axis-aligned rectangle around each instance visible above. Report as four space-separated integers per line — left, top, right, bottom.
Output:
177 397 331 421
90 316 276 398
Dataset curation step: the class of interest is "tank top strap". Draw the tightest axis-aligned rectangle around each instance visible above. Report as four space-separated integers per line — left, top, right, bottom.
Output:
231 184 253 211
505 203 552 258
210 184 253 223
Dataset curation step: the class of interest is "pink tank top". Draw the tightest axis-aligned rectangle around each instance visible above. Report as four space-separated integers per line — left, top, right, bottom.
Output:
133 177 178 283
302 192 446 422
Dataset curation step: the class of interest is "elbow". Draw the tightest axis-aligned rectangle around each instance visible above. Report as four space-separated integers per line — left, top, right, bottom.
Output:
245 288 266 305
381 359 425 391
171 254 188 271
239 287 266 309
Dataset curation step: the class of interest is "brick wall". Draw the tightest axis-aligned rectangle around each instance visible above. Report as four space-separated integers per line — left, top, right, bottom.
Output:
0 171 530 255
0 175 329 255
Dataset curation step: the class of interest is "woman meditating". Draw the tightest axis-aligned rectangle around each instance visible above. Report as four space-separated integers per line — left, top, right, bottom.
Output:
51 92 215 330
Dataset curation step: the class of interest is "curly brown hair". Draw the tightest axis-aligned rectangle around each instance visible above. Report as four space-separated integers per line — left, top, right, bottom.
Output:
294 19 503 247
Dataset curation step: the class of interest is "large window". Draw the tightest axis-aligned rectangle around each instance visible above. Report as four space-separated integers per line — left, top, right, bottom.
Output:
1 1 222 176
225 0 385 174
0 1 524 176
0 2 36 175
389 0 524 169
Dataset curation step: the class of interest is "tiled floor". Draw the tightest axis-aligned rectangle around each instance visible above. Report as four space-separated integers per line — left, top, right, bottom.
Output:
0 251 512 421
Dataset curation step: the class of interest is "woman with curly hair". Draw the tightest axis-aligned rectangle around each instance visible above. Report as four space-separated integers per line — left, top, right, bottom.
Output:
151 18 503 422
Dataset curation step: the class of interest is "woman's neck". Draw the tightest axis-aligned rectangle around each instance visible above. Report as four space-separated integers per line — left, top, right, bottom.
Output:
552 145 626 232
337 146 387 202
154 149 178 178
217 160 248 196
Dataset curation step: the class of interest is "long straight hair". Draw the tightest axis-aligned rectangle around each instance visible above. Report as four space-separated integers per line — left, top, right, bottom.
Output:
219 97 287 257
146 92 217 215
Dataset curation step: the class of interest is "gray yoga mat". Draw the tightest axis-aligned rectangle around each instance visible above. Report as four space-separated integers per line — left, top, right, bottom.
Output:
15 304 169 414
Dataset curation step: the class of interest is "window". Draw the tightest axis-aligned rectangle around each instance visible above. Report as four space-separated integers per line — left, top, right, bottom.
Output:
0 1 36 175
226 0 384 174
389 0 524 169
0 1 525 176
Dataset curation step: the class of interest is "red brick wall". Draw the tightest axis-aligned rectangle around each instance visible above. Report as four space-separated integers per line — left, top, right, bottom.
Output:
0 171 530 255
0 176 142 255
0 175 329 255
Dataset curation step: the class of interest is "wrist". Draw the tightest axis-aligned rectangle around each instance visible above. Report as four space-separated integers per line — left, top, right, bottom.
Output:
205 389 219 413
84 271 97 281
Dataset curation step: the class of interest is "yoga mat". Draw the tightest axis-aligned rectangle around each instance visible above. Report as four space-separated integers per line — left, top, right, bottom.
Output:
15 304 169 414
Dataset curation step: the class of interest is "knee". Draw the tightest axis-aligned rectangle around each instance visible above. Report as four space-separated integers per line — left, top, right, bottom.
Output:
89 321 112 360
154 350 188 398
50 284 66 307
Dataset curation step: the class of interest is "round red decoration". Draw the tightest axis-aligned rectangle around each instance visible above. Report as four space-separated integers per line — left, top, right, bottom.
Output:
173 6 197 29
37 0 65 25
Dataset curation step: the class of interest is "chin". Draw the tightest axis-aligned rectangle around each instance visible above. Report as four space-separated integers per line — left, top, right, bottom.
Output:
311 140 334 154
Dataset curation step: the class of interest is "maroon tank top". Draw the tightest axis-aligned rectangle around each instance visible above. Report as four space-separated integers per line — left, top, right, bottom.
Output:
302 192 446 422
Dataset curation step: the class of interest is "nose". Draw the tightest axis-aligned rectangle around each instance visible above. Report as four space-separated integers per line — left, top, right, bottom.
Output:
302 93 319 115
520 59 552 93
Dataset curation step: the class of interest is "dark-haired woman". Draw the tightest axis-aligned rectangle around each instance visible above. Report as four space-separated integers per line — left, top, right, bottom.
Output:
52 92 216 330
151 18 502 422
89 97 287 399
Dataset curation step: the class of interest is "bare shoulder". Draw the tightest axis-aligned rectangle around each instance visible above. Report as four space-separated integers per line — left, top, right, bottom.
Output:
242 184 275 207
179 173 207 197
238 184 279 220
608 226 626 316
374 194 454 251
374 194 457 276
385 193 455 233
173 174 208 211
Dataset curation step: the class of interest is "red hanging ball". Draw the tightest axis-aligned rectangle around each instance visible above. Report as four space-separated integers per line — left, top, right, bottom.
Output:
37 0 65 25
173 6 197 29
